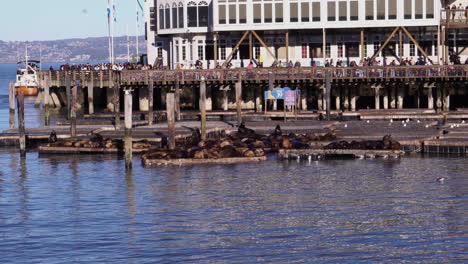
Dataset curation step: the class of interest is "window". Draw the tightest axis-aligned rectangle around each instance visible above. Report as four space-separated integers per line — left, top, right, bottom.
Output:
326 43 331 57
328 2 336 21
254 46 260 59
275 3 283 22
309 44 323 58
157 48 163 58
302 44 308 58
228 5 236 24
182 46 186 60
198 45 204 60
350 1 358 20
337 43 344 57
220 46 226 60
290 2 298 22
415 0 423 19
338 1 347 21
301 2 309 22
410 43 415 56
388 0 397 19
254 4 261 23
176 45 179 62
199 4 208 27
172 6 178 28
365 0 374 20
188 3 197 27
159 7 165 29
165 5 170 29
346 43 359 57
377 0 385 20
219 5 226 24
426 0 434 19
312 2 320 21
264 3 272 23
404 0 412 19
239 4 247 23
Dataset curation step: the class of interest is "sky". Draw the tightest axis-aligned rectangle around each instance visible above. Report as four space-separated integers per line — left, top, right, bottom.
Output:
0 0 144 41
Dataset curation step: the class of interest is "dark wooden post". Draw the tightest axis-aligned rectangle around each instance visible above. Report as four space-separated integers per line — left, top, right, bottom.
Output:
65 73 71 119
71 83 77 136
9 81 15 129
166 93 176 150
200 78 207 140
113 71 121 130
17 93 26 157
236 80 242 125
124 90 133 170
148 76 154 125
325 70 331 120
88 71 94 114
44 75 51 126
175 79 181 121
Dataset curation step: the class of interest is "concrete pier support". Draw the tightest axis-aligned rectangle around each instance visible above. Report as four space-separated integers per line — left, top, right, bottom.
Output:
318 89 323 111
436 87 442 110
206 84 213 111
301 87 307 110
255 86 262 112
375 88 380 110
106 87 115 112
139 85 149 112
343 87 349 111
222 86 229 111
87 79 94 114
427 87 434 110
443 87 450 111
390 86 396 109
397 87 404 109
350 88 357 112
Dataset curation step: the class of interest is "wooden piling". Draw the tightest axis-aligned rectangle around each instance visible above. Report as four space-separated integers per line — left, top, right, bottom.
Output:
17 93 26 157
71 84 77 136
375 88 380 110
65 74 71 119
44 75 51 126
174 79 181 121
427 87 434 109
166 93 176 150
325 70 331 120
124 91 133 169
148 77 154 125
200 78 207 140
9 81 15 129
113 72 121 130
88 72 94 114
235 81 242 125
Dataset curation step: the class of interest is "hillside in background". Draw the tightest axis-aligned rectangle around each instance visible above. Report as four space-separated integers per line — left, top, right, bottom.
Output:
0 36 146 63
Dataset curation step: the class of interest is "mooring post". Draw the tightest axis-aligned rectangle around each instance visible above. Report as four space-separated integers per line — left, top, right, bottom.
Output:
9 81 15 129
44 75 51 126
71 83 77 136
200 77 207 140
17 93 26 157
114 72 121 130
175 79 181 121
325 70 331 120
235 80 242 125
88 72 94 114
148 76 154 125
166 93 176 150
65 73 71 119
124 90 133 170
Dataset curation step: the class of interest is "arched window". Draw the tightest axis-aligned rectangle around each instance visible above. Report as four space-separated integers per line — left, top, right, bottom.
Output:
165 4 171 29
187 1 198 27
172 3 178 28
178 2 184 28
198 2 209 27
159 4 165 29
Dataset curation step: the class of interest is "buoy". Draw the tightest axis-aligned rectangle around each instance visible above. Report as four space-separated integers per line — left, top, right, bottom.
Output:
436 177 445 183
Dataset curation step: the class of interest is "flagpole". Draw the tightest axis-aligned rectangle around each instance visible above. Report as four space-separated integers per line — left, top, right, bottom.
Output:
136 0 139 61
127 24 130 63
111 0 115 65
107 0 112 64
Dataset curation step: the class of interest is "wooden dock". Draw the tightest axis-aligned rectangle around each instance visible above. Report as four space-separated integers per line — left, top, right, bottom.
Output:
142 156 267 167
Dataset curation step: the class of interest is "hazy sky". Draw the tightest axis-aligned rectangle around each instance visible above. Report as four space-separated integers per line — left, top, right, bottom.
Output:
1 0 143 41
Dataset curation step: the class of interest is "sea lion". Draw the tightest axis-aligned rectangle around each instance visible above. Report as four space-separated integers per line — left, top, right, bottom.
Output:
48 130 57 144
238 121 255 135
281 135 292 149
273 125 282 136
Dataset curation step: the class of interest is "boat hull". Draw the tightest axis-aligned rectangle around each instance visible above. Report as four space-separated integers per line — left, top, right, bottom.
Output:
15 86 38 96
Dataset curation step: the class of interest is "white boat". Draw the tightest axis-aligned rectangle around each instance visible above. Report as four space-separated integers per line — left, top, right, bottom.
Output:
15 60 39 96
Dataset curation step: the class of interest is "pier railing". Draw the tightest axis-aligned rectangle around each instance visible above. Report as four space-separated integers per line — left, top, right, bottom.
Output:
441 9 468 28
42 65 468 83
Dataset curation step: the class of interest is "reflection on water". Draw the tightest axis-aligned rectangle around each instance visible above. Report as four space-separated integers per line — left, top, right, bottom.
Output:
0 150 466 263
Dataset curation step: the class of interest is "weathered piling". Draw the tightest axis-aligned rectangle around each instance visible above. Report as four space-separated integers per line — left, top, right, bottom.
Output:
148 75 154 125
236 81 242 125
44 75 51 126
166 93 176 150
87 72 94 114
17 93 26 157
175 79 181 121
9 81 15 129
113 71 121 129
325 70 331 120
65 74 71 119
124 90 133 169
375 87 380 110
70 83 77 136
200 78 207 140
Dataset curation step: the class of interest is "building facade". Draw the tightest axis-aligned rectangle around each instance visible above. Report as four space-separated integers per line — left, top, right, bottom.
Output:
145 0 468 69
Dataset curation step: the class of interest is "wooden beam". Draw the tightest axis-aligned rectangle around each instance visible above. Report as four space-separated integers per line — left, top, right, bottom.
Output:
370 27 400 62
251 30 278 65
9 81 15 129
17 93 26 157
124 90 133 170
214 32 218 66
249 31 253 61
323 28 326 61
399 28 403 61
166 93 176 150
360 29 364 60
222 31 249 67
286 31 289 63
401 26 432 64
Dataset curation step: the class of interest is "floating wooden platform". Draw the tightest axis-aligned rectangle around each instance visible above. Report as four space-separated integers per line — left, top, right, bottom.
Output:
279 149 404 160
38 146 150 154
142 156 267 167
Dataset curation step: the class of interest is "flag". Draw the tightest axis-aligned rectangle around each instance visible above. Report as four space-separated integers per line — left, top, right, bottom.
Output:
136 0 144 13
113 1 117 22
106 0 111 21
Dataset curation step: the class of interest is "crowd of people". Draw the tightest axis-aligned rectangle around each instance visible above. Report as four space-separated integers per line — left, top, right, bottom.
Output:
52 62 154 72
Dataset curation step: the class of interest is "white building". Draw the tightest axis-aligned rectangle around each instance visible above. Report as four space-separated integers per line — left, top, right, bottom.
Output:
145 0 468 68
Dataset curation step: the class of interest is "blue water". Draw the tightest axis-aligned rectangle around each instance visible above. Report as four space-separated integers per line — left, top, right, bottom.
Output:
0 64 467 263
